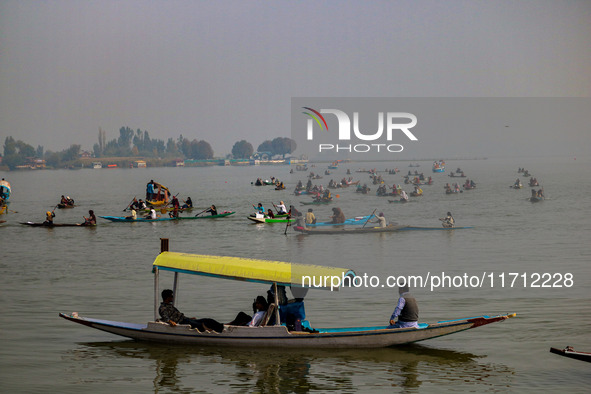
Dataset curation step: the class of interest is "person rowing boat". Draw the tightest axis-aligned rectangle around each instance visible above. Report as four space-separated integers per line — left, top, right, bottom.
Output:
82 210 97 226
43 210 56 225
275 201 288 215
439 211 455 228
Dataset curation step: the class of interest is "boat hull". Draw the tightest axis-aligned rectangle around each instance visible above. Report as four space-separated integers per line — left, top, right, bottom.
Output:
59 313 514 348
247 216 294 224
20 221 94 227
550 347 591 363
295 224 409 235
101 212 235 222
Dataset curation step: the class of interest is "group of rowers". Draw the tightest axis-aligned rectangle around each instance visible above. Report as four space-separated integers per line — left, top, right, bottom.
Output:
254 177 284 189
252 201 289 218
59 195 75 207
403 175 433 185
444 183 462 193
122 196 226 220
531 188 545 199
42 209 96 226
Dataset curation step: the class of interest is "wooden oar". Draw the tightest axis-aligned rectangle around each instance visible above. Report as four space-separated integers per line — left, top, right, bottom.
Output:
362 209 377 228
284 212 292 235
194 208 209 217
123 196 136 211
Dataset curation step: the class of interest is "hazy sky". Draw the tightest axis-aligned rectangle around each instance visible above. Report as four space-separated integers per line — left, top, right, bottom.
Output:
1 0 589 157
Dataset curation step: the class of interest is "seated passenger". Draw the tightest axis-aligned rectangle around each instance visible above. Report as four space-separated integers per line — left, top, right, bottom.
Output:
227 295 268 327
158 289 224 333
387 286 419 329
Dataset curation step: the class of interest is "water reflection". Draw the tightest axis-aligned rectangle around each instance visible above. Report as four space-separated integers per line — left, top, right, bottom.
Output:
72 341 514 392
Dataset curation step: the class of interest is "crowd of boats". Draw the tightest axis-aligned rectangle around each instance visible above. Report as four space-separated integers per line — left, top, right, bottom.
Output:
5 162 584 361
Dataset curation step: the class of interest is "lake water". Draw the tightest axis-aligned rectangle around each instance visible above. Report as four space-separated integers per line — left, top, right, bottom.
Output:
1 156 590 393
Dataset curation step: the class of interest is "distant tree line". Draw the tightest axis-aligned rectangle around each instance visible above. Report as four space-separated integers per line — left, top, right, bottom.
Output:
1 130 296 170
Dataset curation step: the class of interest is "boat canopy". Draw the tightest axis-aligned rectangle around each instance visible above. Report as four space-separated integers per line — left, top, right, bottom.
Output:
153 252 355 290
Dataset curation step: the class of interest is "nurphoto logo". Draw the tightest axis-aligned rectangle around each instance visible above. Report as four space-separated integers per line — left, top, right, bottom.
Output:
302 107 418 153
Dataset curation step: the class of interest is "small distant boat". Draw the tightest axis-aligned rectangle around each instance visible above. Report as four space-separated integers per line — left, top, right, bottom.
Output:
294 224 409 235
399 226 474 231
301 200 333 205
20 221 95 227
432 161 445 173
550 347 591 363
295 224 473 234
57 203 76 209
247 216 294 224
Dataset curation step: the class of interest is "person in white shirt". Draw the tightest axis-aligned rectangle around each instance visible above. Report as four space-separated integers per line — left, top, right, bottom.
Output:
145 208 157 220
275 201 287 215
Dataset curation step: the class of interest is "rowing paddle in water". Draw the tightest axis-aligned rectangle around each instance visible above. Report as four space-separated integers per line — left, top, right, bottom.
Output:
362 209 377 228
123 196 137 212
194 208 209 217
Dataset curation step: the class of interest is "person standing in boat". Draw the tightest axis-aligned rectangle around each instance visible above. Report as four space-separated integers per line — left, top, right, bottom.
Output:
387 286 419 329
146 180 155 200
158 289 224 333
82 210 96 225
439 211 455 228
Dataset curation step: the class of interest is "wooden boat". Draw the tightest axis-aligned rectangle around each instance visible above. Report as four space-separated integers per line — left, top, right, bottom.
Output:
59 239 516 347
529 197 543 203
399 226 474 231
550 347 591 363
191 211 235 219
20 221 95 227
57 203 76 209
294 224 410 234
295 224 473 234
248 216 294 224
307 215 374 227
147 181 171 206
101 212 235 222
388 199 414 203
300 200 333 205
